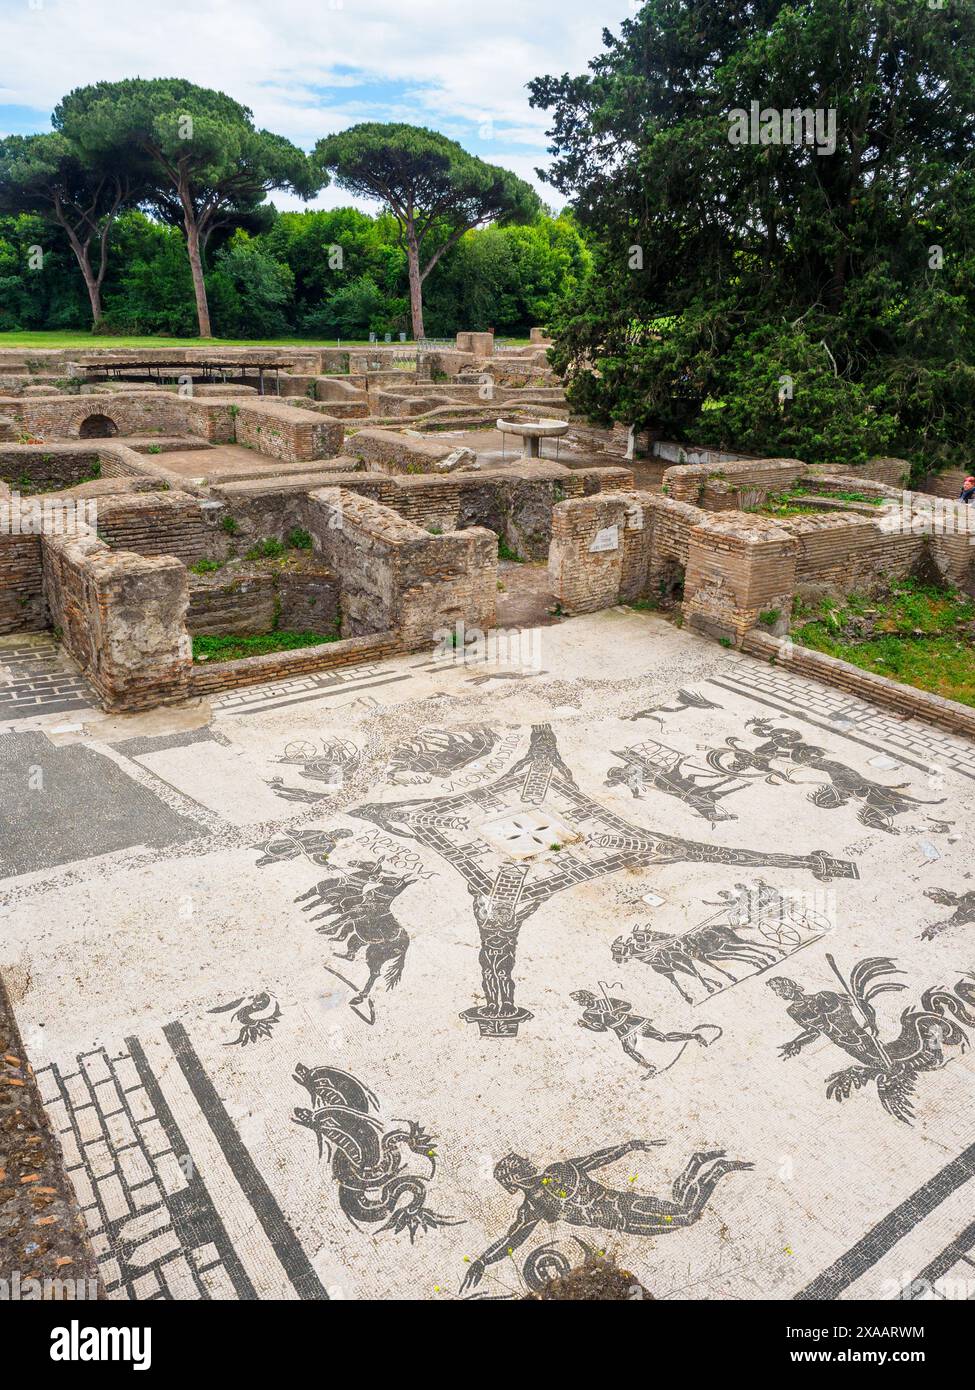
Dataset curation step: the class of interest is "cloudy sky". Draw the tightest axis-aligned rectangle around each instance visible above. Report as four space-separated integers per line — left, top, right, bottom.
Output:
0 0 637 211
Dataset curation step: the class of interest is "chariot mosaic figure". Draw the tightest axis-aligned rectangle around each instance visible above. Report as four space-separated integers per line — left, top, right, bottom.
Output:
460 1141 752 1292
707 719 944 833
352 724 857 1038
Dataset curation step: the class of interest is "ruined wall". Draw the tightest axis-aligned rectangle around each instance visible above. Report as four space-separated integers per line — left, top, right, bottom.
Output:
0 526 45 633
42 532 191 710
919 468 971 501
548 495 630 615
663 458 807 509
549 492 798 642
307 487 496 650
346 428 474 475
187 572 277 636
189 631 401 697
186 564 340 638
94 492 215 565
781 514 923 593
682 515 798 643
9 393 194 441
232 400 343 463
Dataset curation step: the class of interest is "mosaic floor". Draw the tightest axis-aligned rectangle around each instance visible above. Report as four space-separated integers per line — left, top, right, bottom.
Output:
2 609 974 1301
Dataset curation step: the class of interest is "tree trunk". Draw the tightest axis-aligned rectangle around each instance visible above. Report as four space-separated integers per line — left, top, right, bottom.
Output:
406 227 425 341
177 180 212 338
82 268 104 327
185 221 212 338
58 220 103 328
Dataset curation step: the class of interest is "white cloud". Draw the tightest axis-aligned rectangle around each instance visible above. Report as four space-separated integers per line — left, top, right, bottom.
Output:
0 0 634 203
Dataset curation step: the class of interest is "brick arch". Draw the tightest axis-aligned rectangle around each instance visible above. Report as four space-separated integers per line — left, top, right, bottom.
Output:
78 412 119 439
70 401 121 438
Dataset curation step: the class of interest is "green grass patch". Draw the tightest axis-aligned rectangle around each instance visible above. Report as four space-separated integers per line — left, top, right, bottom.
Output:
792 578 975 707
245 538 287 561
0 332 382 349
192 629 339 664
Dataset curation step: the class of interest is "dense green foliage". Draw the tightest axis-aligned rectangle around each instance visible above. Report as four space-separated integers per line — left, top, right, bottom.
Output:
0 203 589 339
53 78 319 336
0 81 586 340
530 0 975 472
313 124 541 337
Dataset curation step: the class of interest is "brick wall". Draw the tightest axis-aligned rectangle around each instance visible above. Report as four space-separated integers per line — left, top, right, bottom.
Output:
0 529 45 633
683 515 798 642
232 400 343 463
548 495 629 615
663 457 806 509
187 573 278 636
307 487 496 650
94 492 213 565
42 531 191 710
189 631 401 696
11 393 194 440
346 428 474 474
187 564 340 637
778 513 922 590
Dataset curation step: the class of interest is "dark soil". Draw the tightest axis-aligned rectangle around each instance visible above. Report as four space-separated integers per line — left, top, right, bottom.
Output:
0 973 102 1297
525 1259 653 1301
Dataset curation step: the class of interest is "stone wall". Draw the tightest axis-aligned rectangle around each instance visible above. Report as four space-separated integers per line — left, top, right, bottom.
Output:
42 531 191 710
94 492 215 565
187 563 340 638
307 487 496 650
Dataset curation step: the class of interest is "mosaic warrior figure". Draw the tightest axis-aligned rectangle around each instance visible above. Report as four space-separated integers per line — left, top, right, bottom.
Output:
570 989 720 1076
460 1141 752 1292
920 887 975 942
768 956 975 1123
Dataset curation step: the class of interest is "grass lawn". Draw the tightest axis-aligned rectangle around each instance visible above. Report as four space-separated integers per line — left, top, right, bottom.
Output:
792 579 975 707
0 333 379 349
0 332 534 350
192 629 340 664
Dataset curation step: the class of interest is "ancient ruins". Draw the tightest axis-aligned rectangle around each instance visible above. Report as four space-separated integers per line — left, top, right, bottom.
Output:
0 330 972 737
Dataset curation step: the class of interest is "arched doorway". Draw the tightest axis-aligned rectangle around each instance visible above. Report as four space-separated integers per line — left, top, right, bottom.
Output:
79 414 119 439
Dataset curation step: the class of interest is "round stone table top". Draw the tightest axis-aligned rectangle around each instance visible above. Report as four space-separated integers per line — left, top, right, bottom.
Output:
496 417 570 438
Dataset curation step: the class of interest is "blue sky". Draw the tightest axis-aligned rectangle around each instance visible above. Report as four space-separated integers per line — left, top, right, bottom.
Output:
0 0 639 211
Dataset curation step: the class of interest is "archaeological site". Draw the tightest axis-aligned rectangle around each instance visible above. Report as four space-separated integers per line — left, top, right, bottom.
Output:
2 0 974 1348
